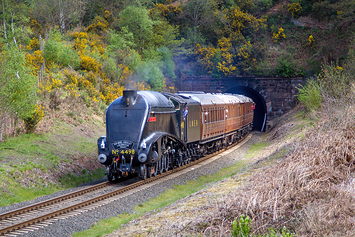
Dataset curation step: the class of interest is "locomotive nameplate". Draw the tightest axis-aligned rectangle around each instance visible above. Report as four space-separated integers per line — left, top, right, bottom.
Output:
112 149 135 156
112 141 134 149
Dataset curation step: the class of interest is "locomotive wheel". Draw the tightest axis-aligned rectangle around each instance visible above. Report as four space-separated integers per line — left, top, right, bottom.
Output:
177 159 181 167
154 162 158 177
140 164 147 180
148 165 157 178
147 166 152 178
107 167 114 181
158 157 164 174
164 154 170 172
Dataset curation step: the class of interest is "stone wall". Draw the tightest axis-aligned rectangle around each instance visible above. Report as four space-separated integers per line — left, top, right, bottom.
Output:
179 75 305 119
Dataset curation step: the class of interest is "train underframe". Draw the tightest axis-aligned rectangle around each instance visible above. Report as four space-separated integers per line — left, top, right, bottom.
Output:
107 124 252 181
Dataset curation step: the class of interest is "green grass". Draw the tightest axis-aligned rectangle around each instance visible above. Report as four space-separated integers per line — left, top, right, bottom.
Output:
244 142 270 159
0 167 105 207
0 116 106 207
73 158 253 237
60 168 106 188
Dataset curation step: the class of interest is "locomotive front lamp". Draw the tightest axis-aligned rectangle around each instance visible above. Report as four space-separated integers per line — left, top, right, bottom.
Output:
100 139 106 149
98 154 107 164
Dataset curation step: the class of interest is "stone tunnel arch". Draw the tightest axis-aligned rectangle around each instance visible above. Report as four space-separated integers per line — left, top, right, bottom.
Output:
226 86 267 132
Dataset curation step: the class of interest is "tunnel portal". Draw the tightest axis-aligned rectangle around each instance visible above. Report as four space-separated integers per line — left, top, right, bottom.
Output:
226 87 267 132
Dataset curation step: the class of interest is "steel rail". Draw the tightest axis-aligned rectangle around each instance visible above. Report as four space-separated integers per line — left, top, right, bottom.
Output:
0 134 248 236
0 181 112 221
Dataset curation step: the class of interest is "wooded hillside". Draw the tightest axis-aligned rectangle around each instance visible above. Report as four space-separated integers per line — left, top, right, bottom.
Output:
1 0 355 138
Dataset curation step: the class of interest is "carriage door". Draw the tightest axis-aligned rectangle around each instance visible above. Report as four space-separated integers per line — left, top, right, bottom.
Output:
182 103 188 142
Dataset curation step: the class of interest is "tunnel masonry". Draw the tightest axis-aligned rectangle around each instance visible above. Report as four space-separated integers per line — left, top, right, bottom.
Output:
178 75 305 120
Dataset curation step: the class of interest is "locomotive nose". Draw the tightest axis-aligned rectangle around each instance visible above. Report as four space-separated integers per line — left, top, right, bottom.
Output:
122 90 138 106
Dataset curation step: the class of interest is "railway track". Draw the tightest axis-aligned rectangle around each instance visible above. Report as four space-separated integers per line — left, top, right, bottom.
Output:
0 135 248 236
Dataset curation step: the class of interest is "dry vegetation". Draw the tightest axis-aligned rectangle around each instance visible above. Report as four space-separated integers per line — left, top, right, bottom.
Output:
202 105 355 236
237 109 355 235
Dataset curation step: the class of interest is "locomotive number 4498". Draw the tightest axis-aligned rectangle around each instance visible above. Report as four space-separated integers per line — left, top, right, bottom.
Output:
112 149 135 156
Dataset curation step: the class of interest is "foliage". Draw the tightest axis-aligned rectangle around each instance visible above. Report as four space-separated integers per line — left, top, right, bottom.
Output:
116 5 154 52
287 3 302 18
149 3 182 24
277 57 296 77
135 61 165 91
79 55 101 73
25 50 44 76
296 80 321 113
308 35 316 48
0 0 32 45
32 0 86 33
194 44 217 74
317 64 352 99
257 0 273 10
158 47 176 79
216 37 236 75
269 226 295 237
26 37 40 51
23 104 45 133
1 0 354 141
0 42 37 119
272 27 286 43
44 29 80 69
231 215 251 237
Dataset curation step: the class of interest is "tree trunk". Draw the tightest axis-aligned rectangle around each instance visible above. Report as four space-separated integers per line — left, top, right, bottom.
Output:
59 0 65 33
2 1 7 39
0 117 3 141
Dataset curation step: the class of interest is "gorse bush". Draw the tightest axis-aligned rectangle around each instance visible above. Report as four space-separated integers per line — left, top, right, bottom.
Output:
297 79 322 113
287 3 302 18
23 104 44 133
318 64 354 101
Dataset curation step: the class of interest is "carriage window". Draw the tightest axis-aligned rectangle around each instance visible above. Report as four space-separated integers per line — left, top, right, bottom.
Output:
204 111 208 123
169 98 180 110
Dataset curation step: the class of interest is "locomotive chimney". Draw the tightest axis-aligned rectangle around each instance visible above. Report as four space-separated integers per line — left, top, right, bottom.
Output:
122 90 138 106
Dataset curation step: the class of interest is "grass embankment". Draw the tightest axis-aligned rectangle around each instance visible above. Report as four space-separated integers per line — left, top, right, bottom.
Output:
0 115 106 207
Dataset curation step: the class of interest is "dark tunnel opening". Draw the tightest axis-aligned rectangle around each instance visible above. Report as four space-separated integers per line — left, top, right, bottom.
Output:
226 87 267 132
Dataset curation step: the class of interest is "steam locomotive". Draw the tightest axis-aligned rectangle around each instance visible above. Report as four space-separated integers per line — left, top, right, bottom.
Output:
97 90 254 181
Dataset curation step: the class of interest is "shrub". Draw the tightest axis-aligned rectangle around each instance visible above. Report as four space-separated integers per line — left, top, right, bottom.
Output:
287 3 302 18
308 35 316 48
297 79 322 113
44 29 79 68
277 58 295 77
26 37 40 51
79 55 100 73
135 61 165 91
257 0 273 9
272 27 286 43
23 104 44 133
231 215 251 237
318 64 353 100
